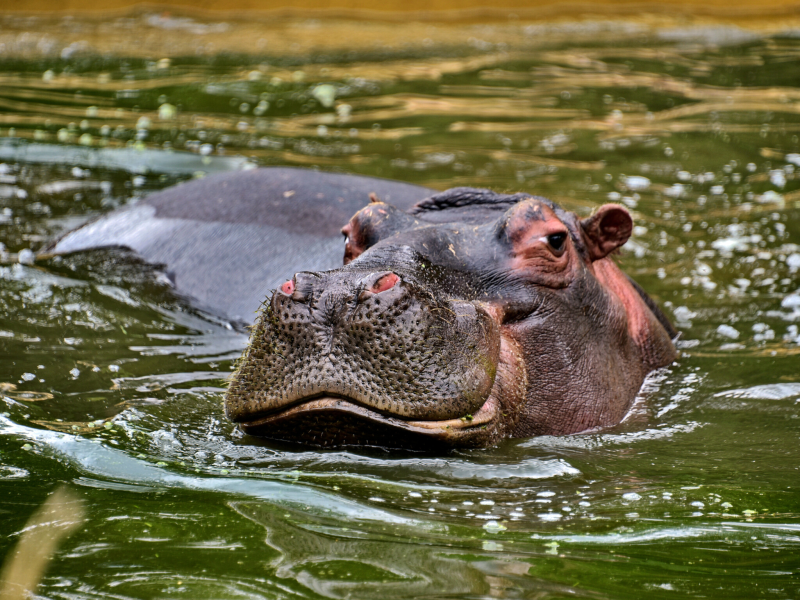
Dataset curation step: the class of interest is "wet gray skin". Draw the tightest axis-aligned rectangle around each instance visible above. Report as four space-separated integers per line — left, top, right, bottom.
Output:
45 168 434 325
226 188 678 449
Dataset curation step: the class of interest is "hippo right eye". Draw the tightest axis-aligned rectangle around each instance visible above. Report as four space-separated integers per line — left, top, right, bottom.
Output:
546 232 567 255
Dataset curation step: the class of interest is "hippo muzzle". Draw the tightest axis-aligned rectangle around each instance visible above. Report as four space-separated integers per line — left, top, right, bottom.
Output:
225 266 525 448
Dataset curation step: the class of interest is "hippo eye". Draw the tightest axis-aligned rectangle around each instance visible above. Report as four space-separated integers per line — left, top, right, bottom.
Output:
546 232 567 255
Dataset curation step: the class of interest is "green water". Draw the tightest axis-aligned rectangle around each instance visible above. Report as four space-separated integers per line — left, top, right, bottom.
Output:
1 14 800 599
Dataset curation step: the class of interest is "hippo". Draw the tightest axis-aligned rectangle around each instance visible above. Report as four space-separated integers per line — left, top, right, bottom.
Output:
48 168 677 449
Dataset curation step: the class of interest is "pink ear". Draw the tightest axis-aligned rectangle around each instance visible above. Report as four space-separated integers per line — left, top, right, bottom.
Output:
580 204 633 261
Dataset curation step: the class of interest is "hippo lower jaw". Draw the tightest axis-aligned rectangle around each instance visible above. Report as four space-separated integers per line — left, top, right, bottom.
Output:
235 335 525 450
236 394 499 449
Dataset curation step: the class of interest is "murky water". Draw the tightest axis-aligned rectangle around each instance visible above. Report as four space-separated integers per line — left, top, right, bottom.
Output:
1 13 799 599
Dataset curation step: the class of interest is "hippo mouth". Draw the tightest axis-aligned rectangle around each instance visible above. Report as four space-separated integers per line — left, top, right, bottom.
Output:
237 393 503 449
233 335 525 450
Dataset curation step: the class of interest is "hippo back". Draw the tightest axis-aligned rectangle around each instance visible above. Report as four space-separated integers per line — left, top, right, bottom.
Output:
46 168 434 325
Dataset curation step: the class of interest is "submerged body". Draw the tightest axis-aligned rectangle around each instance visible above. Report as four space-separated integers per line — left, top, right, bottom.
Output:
50 168 677 449
47 168 434 325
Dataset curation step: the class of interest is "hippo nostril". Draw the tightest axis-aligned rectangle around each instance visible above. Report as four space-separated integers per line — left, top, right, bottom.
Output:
371 273 399 294
280 279 295 295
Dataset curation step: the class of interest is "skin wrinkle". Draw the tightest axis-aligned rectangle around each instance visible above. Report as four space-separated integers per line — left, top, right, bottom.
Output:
225 188 677 448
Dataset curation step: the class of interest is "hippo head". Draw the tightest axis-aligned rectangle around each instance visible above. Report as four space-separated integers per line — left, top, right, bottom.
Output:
225 188 677 449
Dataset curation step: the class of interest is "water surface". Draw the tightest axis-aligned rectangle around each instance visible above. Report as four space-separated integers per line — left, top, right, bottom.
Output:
1 13 799 599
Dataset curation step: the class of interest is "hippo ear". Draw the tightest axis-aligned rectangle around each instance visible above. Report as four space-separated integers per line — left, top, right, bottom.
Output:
580 204 633 261
341 202 419 265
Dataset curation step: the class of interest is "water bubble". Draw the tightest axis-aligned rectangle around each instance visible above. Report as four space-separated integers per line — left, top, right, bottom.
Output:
312 84 337 108
782 292 800 310
695 262 712 276
21 373 35 381
785 253 800 273
717 325 740 339
665 184 686 198
769 170 787 188
753 324 775 342
538 513 562 522
483 520 507 533
623 176 650 191
158 103 176 120
336 103 352 120
18 249 35 265
622 492 641 501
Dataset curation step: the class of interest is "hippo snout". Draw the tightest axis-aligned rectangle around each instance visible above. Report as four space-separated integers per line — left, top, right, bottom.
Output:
277 270 401 314
225 266 502 430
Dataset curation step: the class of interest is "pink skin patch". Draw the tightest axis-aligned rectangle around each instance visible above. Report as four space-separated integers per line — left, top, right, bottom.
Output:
280 279 295 295
371 273 399 293
592 258 650 345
